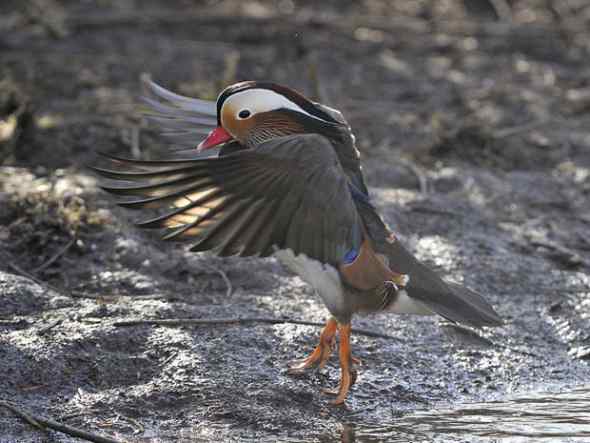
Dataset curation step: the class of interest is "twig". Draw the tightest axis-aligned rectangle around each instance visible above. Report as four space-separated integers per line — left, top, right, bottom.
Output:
530 238 590 268
406 204 461 217
0 319 29 327
492 119 549 139
64 11 427 34
37 318 63 336
0 400 123 443
398 159 428 195
0 400 42 429
204 265 233 297
113 317 401 340
32 237 75 274
64 10 590 37
7 262 60 293
69 291 175 301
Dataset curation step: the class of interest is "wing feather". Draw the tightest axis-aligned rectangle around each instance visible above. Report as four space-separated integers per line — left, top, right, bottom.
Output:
141 75 217 116
139 75 218 148
93 134 362 265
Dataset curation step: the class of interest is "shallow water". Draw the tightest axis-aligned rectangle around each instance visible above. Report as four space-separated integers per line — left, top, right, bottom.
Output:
346 386 590 443
136 386 590 442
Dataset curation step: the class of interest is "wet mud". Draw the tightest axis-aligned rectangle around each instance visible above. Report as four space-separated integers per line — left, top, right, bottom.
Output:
1 1 589 441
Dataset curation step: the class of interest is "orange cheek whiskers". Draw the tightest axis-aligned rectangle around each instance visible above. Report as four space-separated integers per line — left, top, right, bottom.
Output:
246 115 305 145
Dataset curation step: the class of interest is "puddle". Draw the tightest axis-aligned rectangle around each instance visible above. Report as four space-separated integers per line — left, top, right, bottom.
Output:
346 386 590 442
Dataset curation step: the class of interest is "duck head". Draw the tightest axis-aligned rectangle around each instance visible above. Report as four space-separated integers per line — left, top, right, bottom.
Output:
198 82 344 151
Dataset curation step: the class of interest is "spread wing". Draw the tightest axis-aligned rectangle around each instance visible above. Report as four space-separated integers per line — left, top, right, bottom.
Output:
139 75 218 148
92 134 363 265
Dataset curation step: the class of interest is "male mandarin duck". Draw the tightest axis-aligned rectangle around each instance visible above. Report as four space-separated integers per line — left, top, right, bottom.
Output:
93 76 502 405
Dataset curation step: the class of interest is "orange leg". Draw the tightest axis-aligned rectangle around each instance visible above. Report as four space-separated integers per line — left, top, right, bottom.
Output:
322 322 357 405
288 317 337 373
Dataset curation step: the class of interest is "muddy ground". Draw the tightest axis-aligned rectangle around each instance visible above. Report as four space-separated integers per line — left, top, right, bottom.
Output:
1 1 590 442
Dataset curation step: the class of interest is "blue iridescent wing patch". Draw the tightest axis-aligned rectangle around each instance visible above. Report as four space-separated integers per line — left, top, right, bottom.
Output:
343 247 359 264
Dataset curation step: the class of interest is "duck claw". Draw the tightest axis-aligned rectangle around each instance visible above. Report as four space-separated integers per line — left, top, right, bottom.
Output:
287 318 337 374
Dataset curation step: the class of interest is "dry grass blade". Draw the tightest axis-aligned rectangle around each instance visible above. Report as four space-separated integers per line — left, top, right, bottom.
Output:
32 237 75 274
204 264 233 297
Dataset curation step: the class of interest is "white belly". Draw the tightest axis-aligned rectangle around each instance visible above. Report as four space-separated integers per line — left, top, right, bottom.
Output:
274 249 345 314
274 248 432 317
385 289 432 315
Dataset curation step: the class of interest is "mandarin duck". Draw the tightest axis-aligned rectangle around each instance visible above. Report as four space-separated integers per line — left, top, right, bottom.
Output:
92 76 502 405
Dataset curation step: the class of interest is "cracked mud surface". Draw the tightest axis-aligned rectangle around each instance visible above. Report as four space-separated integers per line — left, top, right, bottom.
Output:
1 1 589 441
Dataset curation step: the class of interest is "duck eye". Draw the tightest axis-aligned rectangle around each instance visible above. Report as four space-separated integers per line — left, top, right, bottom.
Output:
238 109 251 119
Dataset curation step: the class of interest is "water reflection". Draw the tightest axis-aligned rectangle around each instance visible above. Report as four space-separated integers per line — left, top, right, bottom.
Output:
136 387 590 442
349 386 590 442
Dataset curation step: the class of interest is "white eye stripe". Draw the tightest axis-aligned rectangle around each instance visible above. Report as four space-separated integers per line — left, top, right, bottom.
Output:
222 89 316 120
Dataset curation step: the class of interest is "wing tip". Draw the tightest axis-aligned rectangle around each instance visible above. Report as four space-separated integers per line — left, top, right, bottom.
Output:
135 215 171 229
468 314 504 328
450 289 504 329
